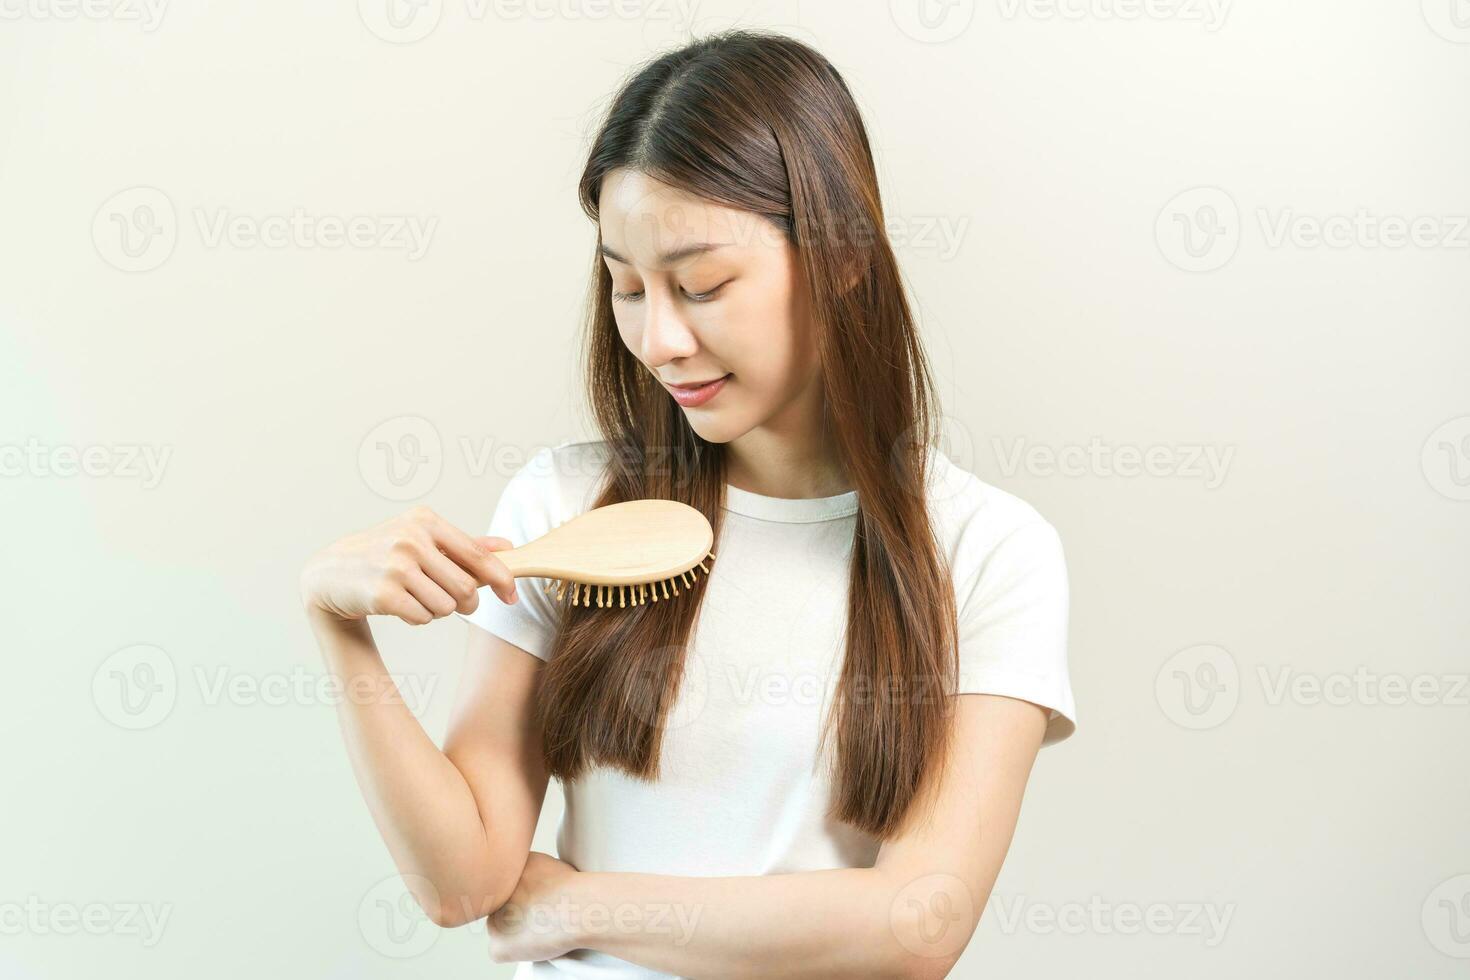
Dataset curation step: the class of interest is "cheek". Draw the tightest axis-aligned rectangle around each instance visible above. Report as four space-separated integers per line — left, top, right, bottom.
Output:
717 273 812 388
611 305 641 355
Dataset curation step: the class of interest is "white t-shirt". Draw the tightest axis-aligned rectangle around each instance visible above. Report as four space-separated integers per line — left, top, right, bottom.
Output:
458 438 1076 979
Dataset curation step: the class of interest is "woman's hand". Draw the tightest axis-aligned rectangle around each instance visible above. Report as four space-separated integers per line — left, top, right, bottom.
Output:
486 851 584 964
299 505 519 624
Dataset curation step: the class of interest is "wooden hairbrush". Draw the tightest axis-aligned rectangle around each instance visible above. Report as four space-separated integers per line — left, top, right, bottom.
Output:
493 499 716 609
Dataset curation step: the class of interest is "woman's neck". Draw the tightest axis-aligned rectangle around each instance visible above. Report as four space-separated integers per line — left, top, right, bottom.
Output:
723 429 852 500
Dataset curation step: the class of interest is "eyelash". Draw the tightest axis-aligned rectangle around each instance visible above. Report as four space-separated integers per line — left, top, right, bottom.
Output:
612 284 724 304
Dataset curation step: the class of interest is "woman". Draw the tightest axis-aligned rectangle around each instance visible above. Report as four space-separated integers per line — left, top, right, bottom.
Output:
301 30 1076 978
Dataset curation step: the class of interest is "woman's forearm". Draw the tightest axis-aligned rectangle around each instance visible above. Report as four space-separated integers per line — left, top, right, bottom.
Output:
307 605 515 926
560 867 922 979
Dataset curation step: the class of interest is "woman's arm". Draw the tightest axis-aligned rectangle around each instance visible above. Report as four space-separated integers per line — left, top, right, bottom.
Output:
491 693 1048 978
312 610 550 927
313 614 549 928
302 505 548 928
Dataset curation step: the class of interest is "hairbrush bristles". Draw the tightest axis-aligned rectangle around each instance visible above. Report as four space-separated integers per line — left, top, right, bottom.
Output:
541 551 717 610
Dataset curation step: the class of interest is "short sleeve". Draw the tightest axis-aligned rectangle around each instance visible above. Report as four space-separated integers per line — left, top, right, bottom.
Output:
952 519 1076 745
456 448 564 662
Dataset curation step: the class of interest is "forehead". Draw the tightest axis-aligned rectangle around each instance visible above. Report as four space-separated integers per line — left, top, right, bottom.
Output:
598 169 780 263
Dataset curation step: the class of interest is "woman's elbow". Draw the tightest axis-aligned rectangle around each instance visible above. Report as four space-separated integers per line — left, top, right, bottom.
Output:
881 910 975 979
408 874 517 929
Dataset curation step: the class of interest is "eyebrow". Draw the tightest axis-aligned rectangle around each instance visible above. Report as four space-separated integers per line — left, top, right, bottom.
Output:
598 241 727 267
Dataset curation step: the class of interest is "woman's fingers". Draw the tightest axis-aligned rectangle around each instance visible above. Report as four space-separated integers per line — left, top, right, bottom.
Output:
426 519 519 605
379 585 435 626
302 505 524 624
417 544 482 616
401 567 459 622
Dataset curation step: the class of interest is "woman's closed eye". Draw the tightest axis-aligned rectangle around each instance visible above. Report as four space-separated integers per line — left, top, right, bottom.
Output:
683 282 727 303
612 282 729 304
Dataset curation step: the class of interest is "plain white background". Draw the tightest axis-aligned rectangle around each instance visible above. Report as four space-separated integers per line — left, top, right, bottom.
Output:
2 0 1467 976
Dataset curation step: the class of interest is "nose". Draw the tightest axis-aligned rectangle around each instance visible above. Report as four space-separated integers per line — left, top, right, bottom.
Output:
639 289 698 367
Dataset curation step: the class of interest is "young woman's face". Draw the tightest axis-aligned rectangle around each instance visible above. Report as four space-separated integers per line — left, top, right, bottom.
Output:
598 168 820 445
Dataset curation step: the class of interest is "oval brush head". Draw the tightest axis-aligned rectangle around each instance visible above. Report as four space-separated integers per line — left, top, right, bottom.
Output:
492 499 716 609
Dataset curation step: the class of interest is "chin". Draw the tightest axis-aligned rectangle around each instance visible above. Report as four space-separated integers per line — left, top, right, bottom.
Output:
680 409 747 445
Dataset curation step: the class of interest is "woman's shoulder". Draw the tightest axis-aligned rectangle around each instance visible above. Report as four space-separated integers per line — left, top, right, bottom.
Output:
500 437 615 525
522 437 615 485
924 445 1064 562
927 447 1075 743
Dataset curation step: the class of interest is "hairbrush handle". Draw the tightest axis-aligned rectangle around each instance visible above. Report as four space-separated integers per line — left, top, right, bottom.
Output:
493 499 717 609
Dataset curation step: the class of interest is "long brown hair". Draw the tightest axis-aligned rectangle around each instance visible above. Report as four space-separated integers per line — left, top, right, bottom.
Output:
537 29 959 841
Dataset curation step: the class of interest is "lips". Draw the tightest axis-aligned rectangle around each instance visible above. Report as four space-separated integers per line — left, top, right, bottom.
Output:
664 373 731 408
